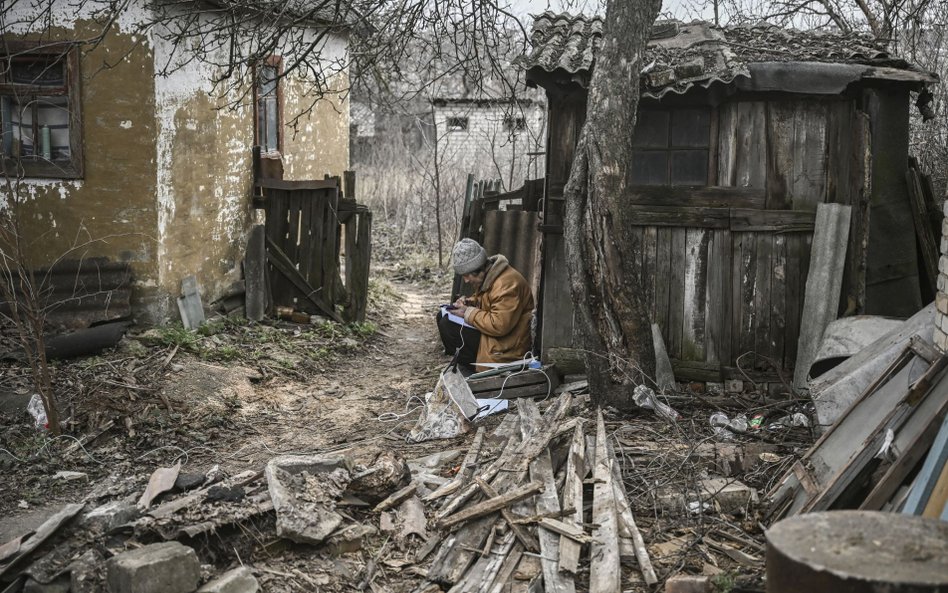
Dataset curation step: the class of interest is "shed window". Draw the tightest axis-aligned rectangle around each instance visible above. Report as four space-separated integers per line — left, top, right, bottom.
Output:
256 58 282 155
0 44 82 178
446 116 468 132
631 108 710 186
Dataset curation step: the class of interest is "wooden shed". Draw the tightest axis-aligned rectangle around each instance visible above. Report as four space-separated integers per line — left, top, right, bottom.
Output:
522 14 938 383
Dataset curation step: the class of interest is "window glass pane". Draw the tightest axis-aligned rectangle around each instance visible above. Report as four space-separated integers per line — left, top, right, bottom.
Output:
631 151 668 185
1 96 13 156
632 110 669 148
265 97 278 152
36 96 70 159
670 150 708 185
671 108 710 148
260 65 278 98
11 56 65 86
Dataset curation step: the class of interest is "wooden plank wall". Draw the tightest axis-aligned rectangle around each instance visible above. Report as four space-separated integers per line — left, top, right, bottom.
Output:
640 98 834 380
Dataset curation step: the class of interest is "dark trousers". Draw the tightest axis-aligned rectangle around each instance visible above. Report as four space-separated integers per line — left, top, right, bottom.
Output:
436 311 481 367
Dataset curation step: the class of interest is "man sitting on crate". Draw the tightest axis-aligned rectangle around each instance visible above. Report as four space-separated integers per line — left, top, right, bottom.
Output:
437 238 535 373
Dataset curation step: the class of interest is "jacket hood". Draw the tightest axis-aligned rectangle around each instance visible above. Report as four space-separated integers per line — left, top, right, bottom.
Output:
481 255 509 292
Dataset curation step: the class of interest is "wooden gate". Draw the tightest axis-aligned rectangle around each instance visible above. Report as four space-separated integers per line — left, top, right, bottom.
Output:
259 177 371 322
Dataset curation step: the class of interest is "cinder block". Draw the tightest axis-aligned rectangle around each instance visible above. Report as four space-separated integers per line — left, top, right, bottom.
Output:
724 379 743 394
197 567 258 593
941 235 948 255
107 542 200 593
939 274 947 293
938 292 948 315
935 328 948 354
666 575 711 593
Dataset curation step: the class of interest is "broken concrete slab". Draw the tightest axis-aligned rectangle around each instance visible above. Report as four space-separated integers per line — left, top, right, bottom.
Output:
265 454 351 544
197 566 258 593
82 500 141 532
106 542 200 593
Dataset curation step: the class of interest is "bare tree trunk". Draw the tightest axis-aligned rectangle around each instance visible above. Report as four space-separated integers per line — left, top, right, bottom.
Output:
564 0 662 410
431 106 444 267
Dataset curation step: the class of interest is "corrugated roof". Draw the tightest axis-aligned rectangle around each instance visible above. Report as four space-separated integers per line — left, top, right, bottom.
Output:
522 13 934 96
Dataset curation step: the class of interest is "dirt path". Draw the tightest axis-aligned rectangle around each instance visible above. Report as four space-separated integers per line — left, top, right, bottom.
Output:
197 278 454 473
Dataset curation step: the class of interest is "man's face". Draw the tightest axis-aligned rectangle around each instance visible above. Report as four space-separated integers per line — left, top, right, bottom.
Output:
462 270 486 290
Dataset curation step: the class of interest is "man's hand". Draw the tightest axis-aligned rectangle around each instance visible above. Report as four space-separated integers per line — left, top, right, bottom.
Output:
452 297 469 316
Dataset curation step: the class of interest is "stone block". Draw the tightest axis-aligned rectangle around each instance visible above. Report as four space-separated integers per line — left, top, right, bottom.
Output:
941 313 948 335
941 235 948 255
107 542 200 593
705 382 724 395
939 274 947 293
665 575 711 593
700 478 758 514
197 567 258 593
724 379 743 394
940 255 948 275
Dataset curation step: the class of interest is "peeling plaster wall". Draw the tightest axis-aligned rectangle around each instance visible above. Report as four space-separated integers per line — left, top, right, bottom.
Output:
150 24 254 323
281 35 350 181
2 13 161 314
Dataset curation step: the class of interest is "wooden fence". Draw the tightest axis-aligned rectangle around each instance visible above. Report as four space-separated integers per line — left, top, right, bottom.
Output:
256 173 371 323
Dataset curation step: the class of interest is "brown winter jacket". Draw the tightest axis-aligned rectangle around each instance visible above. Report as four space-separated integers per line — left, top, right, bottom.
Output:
462 255 535 367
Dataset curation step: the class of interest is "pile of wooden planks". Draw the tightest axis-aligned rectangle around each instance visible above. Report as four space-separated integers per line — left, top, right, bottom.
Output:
768 329 948 519
412 393 656 593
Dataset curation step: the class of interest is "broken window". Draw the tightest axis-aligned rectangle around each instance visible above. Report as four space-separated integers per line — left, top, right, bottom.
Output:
0 44 82 178
446 116 468 132
631 107 710 186
256 58 282 155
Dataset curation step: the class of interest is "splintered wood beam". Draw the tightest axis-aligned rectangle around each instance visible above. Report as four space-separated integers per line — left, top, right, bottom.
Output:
373 482 418 513
608 441 657 585
589 409 620 593
423 428 486 503
539 517 591 544
531 449 576 593
559 422 586 574
438 481 544 529
476 478 540 553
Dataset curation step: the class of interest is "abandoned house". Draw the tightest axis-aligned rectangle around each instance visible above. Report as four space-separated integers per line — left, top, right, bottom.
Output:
1 1 353 324
521 13 939 383
430 91 547 192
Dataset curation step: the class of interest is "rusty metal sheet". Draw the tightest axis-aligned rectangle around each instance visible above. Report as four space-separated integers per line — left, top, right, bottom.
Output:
481 210 542 297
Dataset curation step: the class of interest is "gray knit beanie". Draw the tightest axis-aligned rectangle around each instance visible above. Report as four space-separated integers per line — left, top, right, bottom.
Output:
452 238 487 275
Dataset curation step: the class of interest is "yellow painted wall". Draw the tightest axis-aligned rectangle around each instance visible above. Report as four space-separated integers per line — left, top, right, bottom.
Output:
3 26 161 313
281 70 350 181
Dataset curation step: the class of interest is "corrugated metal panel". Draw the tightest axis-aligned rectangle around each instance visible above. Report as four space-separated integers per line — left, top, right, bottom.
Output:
482 210 542 297
0 257 133 331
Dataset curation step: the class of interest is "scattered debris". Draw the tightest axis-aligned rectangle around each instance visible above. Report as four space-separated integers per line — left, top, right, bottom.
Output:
633 385 680 421
138 463 182 509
